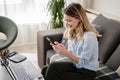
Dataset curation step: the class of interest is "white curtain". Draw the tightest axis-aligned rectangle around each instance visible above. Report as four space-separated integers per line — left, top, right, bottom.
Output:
65 0 85 7
0 0 85 47
0 0 50 47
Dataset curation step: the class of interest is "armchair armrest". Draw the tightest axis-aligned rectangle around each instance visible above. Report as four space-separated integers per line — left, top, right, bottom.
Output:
37 28 65 67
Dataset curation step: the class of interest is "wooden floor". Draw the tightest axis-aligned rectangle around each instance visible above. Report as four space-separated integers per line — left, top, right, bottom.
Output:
9 44 37 54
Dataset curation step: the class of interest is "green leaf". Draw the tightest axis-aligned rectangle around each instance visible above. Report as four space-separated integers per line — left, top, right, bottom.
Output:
47 0 65 28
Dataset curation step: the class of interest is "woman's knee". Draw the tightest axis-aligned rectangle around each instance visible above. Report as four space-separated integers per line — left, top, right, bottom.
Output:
48 62 59 70
49 62 68 69
48 62 75 72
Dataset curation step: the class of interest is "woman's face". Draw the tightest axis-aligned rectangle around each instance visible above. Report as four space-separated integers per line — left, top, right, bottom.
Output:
63 14 80 30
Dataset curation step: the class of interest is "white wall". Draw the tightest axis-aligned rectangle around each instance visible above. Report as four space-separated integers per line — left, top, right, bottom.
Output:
68 0 120 21
88 0 120 21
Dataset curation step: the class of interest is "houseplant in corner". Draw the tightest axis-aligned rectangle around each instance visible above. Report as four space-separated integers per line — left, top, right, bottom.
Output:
47 0 65 28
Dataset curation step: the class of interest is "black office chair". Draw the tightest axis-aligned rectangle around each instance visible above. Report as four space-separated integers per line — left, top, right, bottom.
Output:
0 16 18 66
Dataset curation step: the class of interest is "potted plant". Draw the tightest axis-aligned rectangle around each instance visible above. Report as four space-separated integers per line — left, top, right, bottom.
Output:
47 0 65 28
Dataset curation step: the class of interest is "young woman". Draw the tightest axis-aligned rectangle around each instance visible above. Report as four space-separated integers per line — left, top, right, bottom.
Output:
41 3 99 80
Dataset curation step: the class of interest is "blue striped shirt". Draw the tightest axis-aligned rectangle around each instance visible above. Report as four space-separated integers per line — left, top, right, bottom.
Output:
68 32 99 71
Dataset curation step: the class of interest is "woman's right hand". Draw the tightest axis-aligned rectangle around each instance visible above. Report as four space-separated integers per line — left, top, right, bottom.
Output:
50 42 68 56
50 41 59 50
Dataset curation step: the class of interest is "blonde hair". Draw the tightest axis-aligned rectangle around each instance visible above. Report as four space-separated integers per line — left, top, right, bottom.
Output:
63 3 99 41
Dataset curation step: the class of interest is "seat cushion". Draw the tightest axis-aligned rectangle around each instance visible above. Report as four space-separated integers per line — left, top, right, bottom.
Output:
46 49 57 64
105 45 120 70
92 14 120 63
92 14 109 29
99 19 120 63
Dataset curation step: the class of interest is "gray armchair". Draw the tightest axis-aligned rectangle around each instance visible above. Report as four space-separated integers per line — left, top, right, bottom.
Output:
37 14 120 80
37 28 65 67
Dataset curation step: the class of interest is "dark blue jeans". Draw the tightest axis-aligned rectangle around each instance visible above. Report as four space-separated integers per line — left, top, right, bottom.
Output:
41 62 96 80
